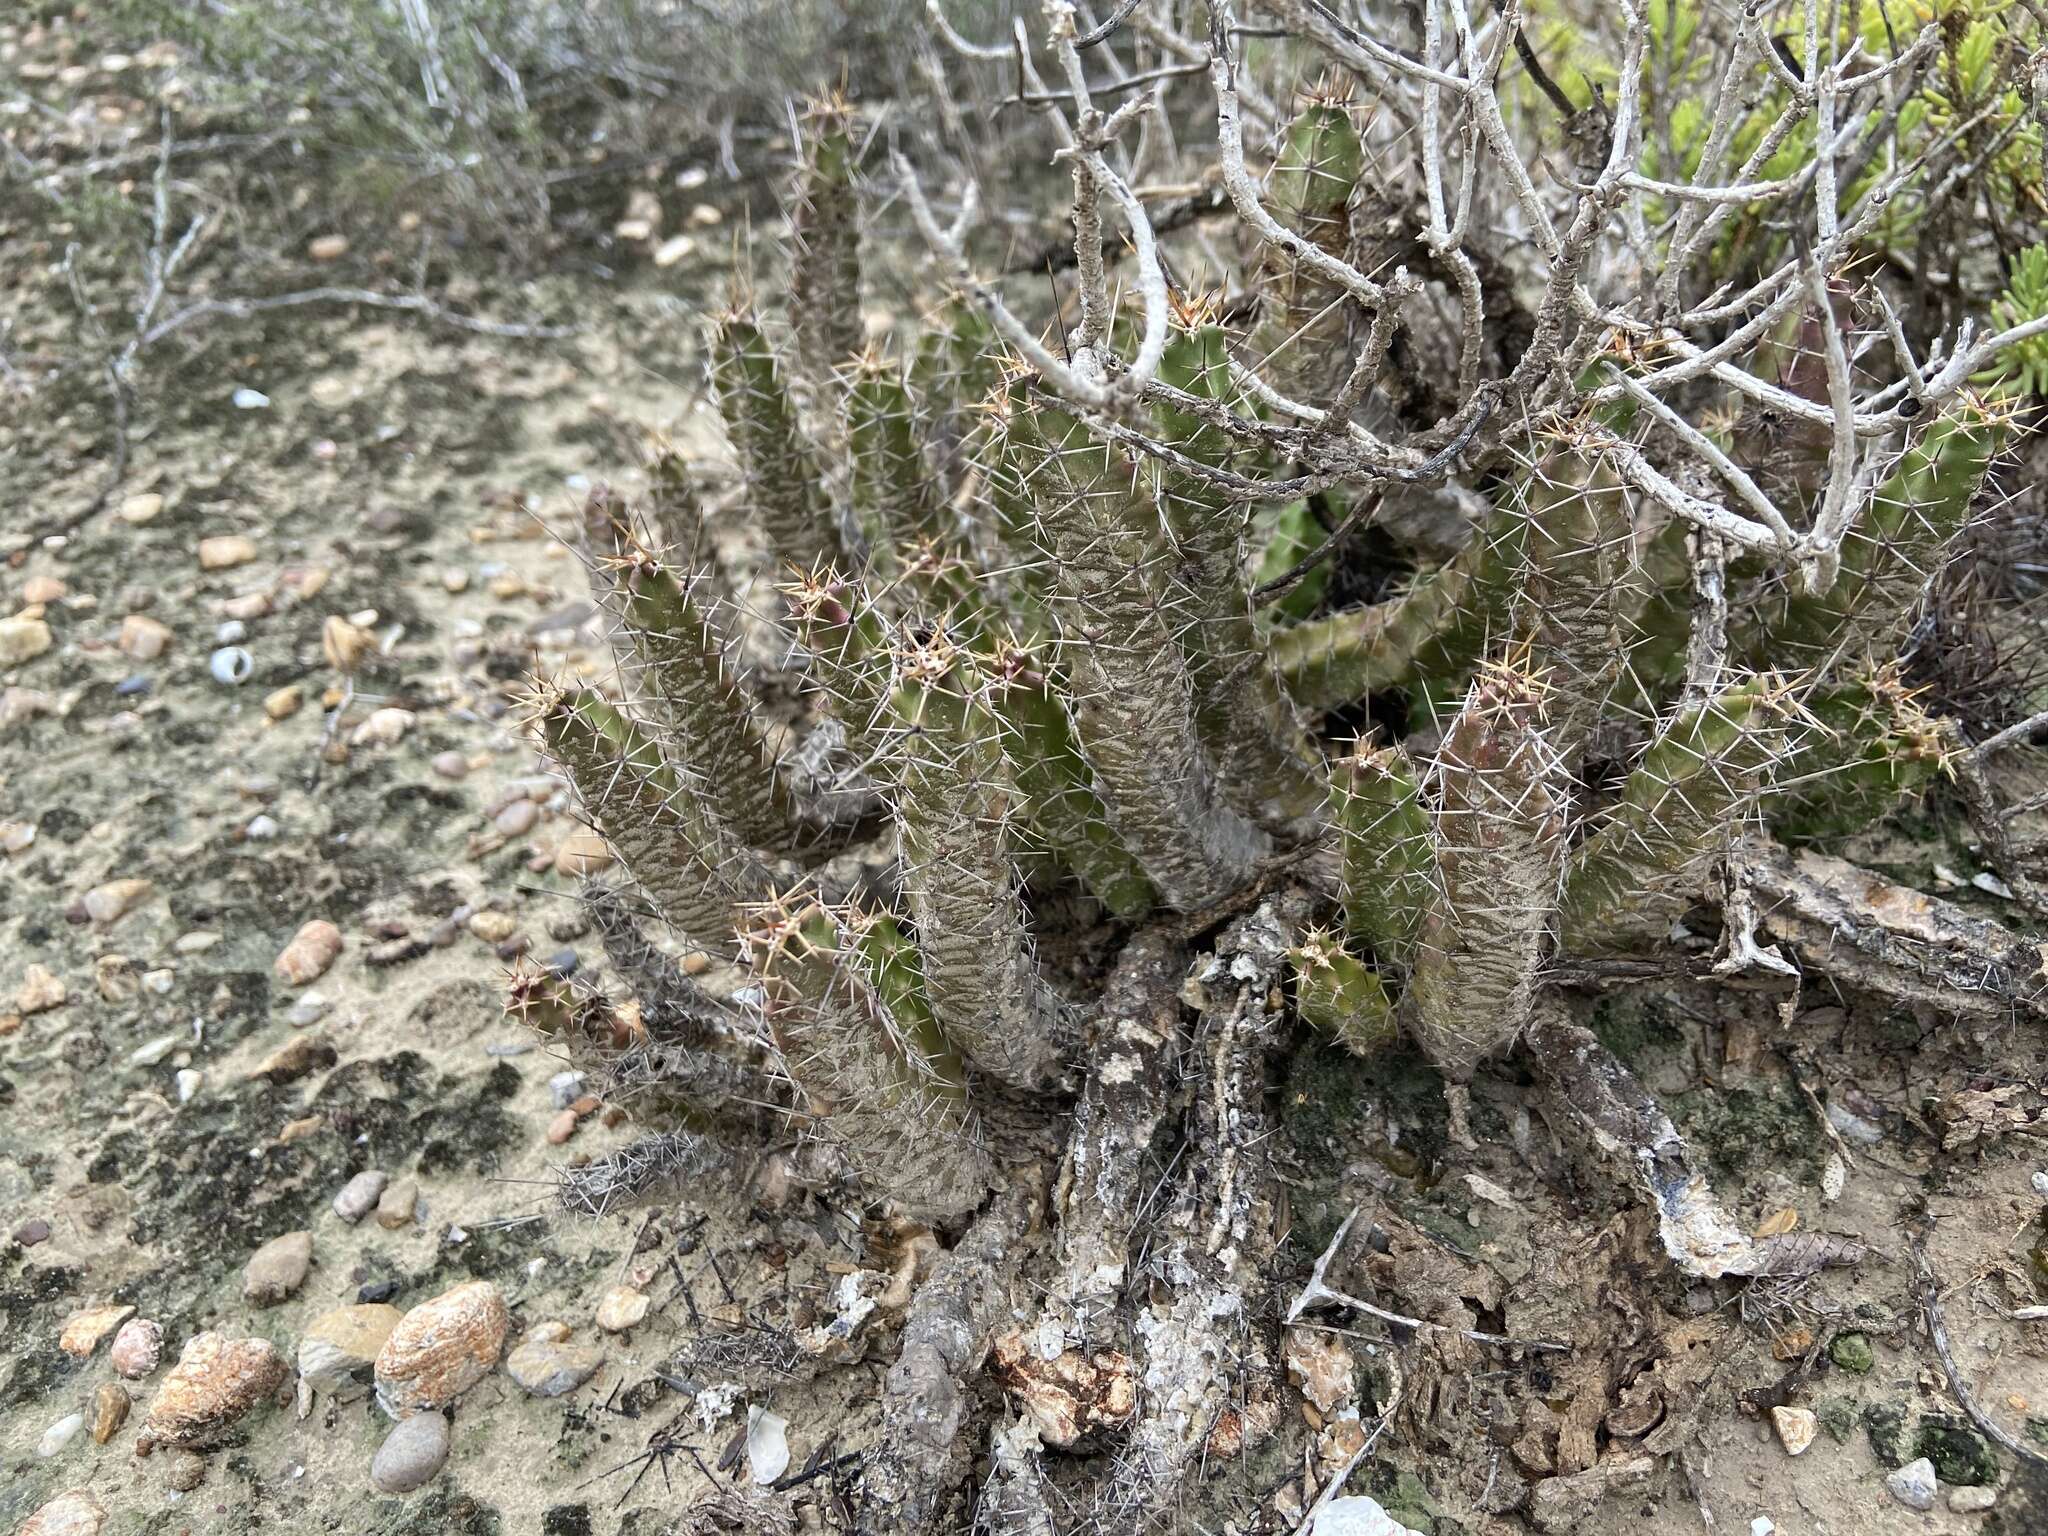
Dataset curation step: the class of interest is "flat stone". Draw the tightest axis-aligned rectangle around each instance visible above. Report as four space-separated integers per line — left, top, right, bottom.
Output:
19 963 67 1014
332 1169 389 1224
594 1284 650 1333
0 616 53 667
1950 1486 1998 1513
376 1178 419 1229
1886 1457 1938 1512
299 1303 404 1410
375 1280 509 1416
243 1230 313 1304
19 1490 105 1536
138 1332 288 1451
38 1411 85 1457
59 1303 134 1358
505 1333 604 1398
249 1033 337 1084
370 1409 450 1493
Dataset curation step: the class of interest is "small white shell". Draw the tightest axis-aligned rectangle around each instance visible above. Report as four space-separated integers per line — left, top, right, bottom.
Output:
209 647 253 685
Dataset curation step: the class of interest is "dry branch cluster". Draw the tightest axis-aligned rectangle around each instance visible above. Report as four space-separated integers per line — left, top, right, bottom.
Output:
510 2 2048 1530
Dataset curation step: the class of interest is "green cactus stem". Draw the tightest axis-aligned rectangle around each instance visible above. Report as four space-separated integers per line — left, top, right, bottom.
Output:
985 643 1157 917
1767 669 1946 844
1405 667 1569 1118
883 631 1068 1089
1155 323 1326 832
787 101 864 396
1291 930 1398 1056
710 310 849 571
1331 741 1435 973
744 900 990 1218
1009 398 1271 909
848 355 949 558
1559 677 1789 949
535 684 763 950
612 553 808 850
1250 96 1367 404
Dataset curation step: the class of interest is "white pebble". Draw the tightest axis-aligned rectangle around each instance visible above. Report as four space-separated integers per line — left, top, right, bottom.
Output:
288 992 330 1027
2031 1170 2048 1199
215 620 247 644
130 1034 180 1066
176 1068 203 1103
37 1411 85 1457
232 387 270 409
246 814 280 840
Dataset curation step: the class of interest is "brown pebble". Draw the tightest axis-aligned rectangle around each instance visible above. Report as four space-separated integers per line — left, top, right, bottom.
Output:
553 830 613 877
118 613 172 660
431 750 468 779
18 963 66 1015
60 1304 135 1358
374 1280 509 1416
494 799 539 836
545 1109 579 1145
91 1382 130 1444
165 1452 206 1491
138 1332 288 1451
681 952 712 977
110 1317 164 1378
321 615 372 672
83 877 153 924
19 1489 105 1536
376 1178 419 1230
15 1217 53 1247
263 685 302 721
274 919 343 985
197 535 258 571
248 1034 337 1085
23 575 67 604
307 233 349 261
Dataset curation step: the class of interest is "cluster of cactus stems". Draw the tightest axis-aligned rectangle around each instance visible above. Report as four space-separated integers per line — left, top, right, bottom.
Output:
514 76 2018 1245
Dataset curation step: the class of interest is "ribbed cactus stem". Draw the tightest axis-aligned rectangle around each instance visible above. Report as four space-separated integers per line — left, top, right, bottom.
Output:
848 355 948 558
710 311 848 570
1509 450 1639 753
1155 324 1326 832
1559 677 1788 949
787 570 892 748
1012 400 1270 909
1332 742 1434 972
1252 96 1367 403
613 554 807 849
1291 929 1398 1056
1406 667 1568 1109
986 644 1156 917
1750 403 1997 668
744 901 989 1218
536 684 762 949
788 102 864 397
883 631 1068 1089
1766 668 1945 843
644 442 717 565
1272 502 1527 712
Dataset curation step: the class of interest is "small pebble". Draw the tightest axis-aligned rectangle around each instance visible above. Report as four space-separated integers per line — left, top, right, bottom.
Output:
288 990 331 1027
198 535 258 571
359 1279 402 1305
332 1170 390 1224
1886 1457 1937 1512
375 1280 510 1416
20 1489 105 1534
653 234 695 267
232 387 270 409
120 491 164 523
548 1071 586 1110
175 1068 202 1103
504 1328 603 1398
376 1178 419 1230
1949 1485 1997 1513
1770 1405 1815 1456
142 967 175 995
440 568 470 594
431 750 469 779
16 1217 54 1247
138 1333 288 1451
118 613 173 660
371 1409 451 1493
2031 1170 2048 1199
546 948 578 978
553 830 613 876
90 1382 130 1444
216 620 247 644
244 1230 314 1304
545 1108 580 1145
307 233 349 261
0 616 54 666
166 1453 206 1492
275 919 344 985
130 1033 179 1066
246 814 279 840
59 1303 135 1358
351 706 415 747
83 876 153 924
467 910 516 943
38 1411 86 1457
299 1303 403 1406
113 674 150 697
494 799 539 836
18 963 67 1014
594 1284 650 1333
249 1033 337 1083
264 684 303 720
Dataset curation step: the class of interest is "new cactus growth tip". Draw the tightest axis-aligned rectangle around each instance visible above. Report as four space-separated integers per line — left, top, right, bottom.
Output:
512 9 2048 1529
